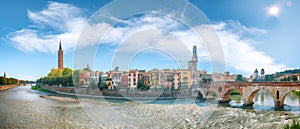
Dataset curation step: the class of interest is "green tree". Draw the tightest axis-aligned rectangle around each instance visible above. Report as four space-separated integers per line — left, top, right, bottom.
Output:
0 77 3 85
73 70 81 86
48 69 63 78
291 75 298 82
235 74 247 82
137 81 145 90
62 68 72 77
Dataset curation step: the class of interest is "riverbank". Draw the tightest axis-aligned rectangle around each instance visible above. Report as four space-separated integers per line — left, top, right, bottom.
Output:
2 85 300 128
39 95 78 103
31 85 56 93
0 84 18 91
38 85 189 100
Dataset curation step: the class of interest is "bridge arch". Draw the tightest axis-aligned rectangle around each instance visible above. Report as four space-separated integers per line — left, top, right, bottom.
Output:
245 89 261 105
221 88 243 103
223 88 242 96
281 90 300 108
192 89 206 99
206 89 220 99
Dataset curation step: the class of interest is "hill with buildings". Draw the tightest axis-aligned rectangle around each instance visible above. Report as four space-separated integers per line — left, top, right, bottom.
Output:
263 69 300 82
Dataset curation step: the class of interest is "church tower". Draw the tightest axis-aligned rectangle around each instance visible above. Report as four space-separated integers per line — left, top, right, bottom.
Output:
3 72 6 85
188 45 199 86
58 41 64 70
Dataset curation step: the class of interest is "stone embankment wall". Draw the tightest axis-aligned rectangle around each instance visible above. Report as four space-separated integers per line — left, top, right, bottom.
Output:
41 86 75 93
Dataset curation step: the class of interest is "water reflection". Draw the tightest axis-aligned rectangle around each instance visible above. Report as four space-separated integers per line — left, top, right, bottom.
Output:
253 90 274 110
284 92 300 111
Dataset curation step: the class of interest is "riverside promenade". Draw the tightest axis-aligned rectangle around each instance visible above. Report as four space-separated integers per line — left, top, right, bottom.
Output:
0 84 19 91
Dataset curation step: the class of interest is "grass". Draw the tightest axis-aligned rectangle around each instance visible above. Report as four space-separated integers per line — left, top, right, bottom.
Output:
292 90 300 97
230 95 241 101
283 120 300 129
31 85 56 93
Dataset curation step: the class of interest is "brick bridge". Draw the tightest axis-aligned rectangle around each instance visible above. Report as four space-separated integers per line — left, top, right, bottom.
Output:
191 82 300 109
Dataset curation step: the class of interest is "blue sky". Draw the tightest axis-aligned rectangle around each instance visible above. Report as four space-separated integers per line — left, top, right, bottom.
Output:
0 0 299 80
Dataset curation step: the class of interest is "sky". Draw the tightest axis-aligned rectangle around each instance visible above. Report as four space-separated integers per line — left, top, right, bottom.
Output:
0 0 299 80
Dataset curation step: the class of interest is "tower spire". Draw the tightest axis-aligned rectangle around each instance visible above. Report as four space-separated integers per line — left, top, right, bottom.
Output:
59 40 62 51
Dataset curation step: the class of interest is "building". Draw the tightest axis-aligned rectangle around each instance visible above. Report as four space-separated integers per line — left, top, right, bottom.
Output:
121 72 128 89
188 45 199 86
173 72 180 90
250 68 265 81
3 72 6 85
111 70 122 89
138 70 150 86
161 69 174 89
199 70 213 83
128 69 138 89
149 69 162 87
211 72 236 82
79 70 90 86
279 74 300 81
177 69 190 88
58 41 64 70
253 68 259 80
260 68 265 79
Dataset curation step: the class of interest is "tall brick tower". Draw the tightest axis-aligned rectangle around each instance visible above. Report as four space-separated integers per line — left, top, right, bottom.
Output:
3 72 6 85
58 41 64 70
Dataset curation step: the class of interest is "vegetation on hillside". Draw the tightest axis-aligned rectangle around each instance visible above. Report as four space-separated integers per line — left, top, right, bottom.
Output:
252 69 300 82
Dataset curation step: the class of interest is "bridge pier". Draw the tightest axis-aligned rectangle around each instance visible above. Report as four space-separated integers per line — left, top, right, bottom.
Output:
243 102 254 107
274 100 283 109
219 95 231 103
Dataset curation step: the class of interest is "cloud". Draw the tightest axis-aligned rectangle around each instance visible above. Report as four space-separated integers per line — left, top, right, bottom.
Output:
6 2 287 75
212 21 286 75
7 2 103 54
103 15 287 75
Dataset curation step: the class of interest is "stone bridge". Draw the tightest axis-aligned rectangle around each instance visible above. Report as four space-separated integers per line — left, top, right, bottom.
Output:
191 82 300 109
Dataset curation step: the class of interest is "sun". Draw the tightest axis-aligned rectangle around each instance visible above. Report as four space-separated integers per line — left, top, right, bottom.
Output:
269 6 280 16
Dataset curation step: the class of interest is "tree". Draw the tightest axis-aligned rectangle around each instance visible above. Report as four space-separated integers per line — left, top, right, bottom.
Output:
48 69 63 78
235 74 247 82
62 68 72 77
0 77 3 85
291 75 298 82
73 70 81 86
137 81 145 90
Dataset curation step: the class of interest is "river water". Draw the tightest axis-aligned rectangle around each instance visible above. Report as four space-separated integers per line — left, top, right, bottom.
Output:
1 86 300 128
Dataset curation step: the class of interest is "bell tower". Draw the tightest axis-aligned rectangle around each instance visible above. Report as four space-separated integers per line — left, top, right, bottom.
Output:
188 45 199 86
58 41 64 70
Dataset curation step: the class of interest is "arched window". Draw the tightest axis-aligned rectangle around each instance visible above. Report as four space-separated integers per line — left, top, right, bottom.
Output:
276 91 279 100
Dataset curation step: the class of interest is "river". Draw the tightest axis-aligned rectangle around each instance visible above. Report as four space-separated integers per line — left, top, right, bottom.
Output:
1 86 300 128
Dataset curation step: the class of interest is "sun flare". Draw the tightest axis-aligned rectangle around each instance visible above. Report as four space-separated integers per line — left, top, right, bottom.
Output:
269 6 279 16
